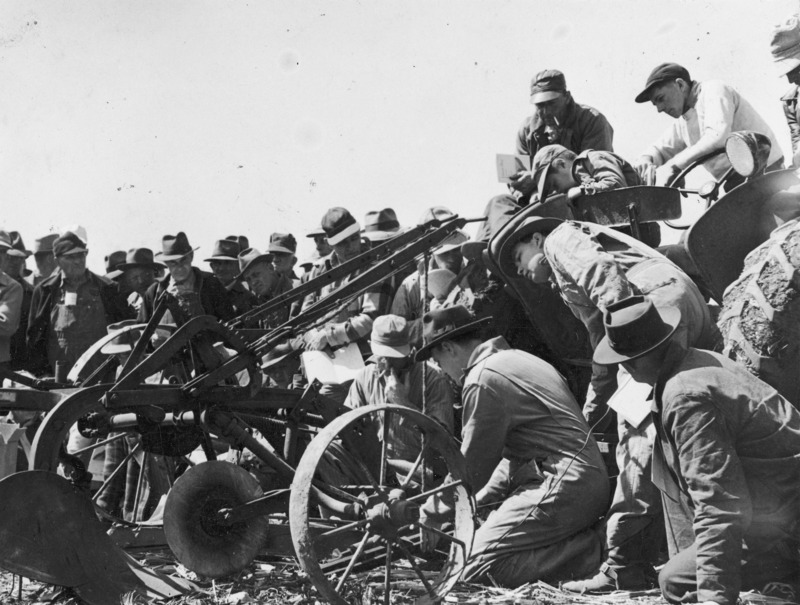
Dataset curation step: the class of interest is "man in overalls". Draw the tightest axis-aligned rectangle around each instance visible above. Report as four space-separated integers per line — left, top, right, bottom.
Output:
27 231 133 377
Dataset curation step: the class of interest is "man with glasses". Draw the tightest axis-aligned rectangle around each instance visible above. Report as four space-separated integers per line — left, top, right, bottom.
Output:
139 232 234 325
26 231 133 376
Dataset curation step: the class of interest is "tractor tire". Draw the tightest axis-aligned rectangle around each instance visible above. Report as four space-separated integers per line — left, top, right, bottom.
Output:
718 218 800 406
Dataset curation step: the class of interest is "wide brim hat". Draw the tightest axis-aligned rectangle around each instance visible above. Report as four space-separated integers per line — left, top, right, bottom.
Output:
107 248 165 279
363 208 402 242
235 247 274 279
101 320 171 355
33 233 58 254
593 295 681 365
6 231 32 259
461 240 488 263
414 305 493 362
268 233 298 255
321 207 361 246
260 342 302 371
634 62 691 104
204 239 241 262
496 216 563 275
157 232 199 262
771 15 800 76
435 229 470 254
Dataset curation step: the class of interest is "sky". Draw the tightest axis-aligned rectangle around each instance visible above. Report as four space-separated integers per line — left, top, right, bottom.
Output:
1 0 798 273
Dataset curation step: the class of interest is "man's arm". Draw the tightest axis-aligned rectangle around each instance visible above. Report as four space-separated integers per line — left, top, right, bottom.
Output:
0 280 22 338
460 381 508 492
421 364 455 434
576 110 614 152
661 390 749 605
325 278 394 348
573 152 629 195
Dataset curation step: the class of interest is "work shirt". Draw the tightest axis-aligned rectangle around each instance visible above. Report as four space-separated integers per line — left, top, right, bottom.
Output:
9 276 33 370
345 360 454 462
254 274 294 330
139 268 234 325
644 80 783 179
780 84 800 167
460 336 606 497
653 346 800 605
301 251 394 353
0 272 22 364
571 149 641 194
225 280 257 317
516 96 614 158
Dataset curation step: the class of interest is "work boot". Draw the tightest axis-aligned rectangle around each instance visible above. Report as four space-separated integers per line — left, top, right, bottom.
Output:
562 562 650 594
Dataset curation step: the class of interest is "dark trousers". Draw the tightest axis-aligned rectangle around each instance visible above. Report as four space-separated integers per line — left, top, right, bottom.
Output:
659 541 799 604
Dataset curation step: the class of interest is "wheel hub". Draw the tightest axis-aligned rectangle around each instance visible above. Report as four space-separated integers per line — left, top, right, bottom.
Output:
365 489 419 539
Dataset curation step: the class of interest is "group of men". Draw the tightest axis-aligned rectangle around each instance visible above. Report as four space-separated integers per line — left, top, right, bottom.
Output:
2 38 800 605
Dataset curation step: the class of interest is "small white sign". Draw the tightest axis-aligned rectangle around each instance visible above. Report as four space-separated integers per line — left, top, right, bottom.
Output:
64 292 78 306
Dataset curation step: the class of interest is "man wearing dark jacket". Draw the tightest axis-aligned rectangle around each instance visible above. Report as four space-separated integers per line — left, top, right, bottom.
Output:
139 232 234 325
27 231 133 376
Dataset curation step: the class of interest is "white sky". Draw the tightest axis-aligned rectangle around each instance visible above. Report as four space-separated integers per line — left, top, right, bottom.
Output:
1 0 798 272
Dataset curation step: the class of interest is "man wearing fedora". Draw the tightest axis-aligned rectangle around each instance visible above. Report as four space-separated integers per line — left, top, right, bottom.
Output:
509 69 614 202
27 231 134 376
0 232 23 369
301 207 394 356
771 14 800 167
362 208 403 244
595 295 800 605
260 341 304 389
106 248 164 315
268 233 301 288
139 232 234 325
1 232 35 370
633 62 783 188
30 233 59 286
236 247 293 329
502 216 718 592
415 305 608 587
204 239 256 316
345 314 454 463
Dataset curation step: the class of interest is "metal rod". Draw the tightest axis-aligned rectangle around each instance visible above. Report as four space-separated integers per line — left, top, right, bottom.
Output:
334 531 371 592
394 540 436 598
131 452 147 523
319 517 370 538
379 410 390 486
416 524 466 553
407 479 464 503
399 438 431 490
91 442 142 503
383 542 392 605
72 432 128 457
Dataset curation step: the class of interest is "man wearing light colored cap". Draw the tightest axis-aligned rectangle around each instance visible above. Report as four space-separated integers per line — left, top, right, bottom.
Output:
27 231 134 376
510 69 614 202
771 14 800 167
30 233 59 286
139 232 234 325
305 227 333 260
633 62 783 188
268 233 300 287
0 232 23 367
344 314 454 463
301 207 394 356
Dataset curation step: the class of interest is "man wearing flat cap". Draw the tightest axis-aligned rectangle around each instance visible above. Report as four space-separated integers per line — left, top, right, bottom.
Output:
633 62 783 188
509 69 614 202
268 233 300 287
139 232 234 325
236 247 293 329
205 239 256 316
771 14 800 167
27 231 134 376
345 314 454 463
502 217 718 592
595 295 800 605
415 305 608 587
0 232 23 369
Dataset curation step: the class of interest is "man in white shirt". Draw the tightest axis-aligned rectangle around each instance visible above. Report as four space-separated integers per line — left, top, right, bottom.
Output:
633 63 783 187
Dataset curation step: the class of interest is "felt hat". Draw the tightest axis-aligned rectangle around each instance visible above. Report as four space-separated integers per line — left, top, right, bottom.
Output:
106 248 164 279
204 239 241 262
53 231 88 257
260 342 302 371
225 235 250 251
530 69 567 104
414 305 493 362
771 15 800 76
593 295 681 365
417 206 456 226
33 234 58 254
635 63 691 103
460 240 488 263
321 207 361 245
104 250 127 277
0 231 12 251
531 144 572 201
6 232 32 259
435 229 470 255
236 247 274 279
157 232 199 261
496 216 563 275
370 314 411 358
100 320 171 355
363 208 402 242
268 233 298 255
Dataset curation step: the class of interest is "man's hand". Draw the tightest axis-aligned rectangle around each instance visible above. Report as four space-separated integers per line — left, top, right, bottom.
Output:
303 328 330 351
508 170 537 197
567 186 583 201
655 163 681 187
384 368 410 405
633 155 656 182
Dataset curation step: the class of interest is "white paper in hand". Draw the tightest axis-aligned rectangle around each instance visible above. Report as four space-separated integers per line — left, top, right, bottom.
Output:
606 369 653 428
302 342 365 385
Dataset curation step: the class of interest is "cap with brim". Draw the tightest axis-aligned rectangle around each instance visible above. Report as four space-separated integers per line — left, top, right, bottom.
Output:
414 306 493 362
157 232 199 262
417 206 456 226
435 230 470 254
531 144 571 202
634 62 691 104
370 315 411 359
593 295 681 365
530 69 567 104
306 228 327 239
496 216 564 276
204 239 241 262
53 231 89 257
235 247 274 279
771 15 800 76
261 342 302 371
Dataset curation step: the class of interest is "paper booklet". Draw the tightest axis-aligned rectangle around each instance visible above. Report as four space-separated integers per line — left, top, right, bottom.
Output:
302 342 365 385
496 153 531 183
605 370 654 428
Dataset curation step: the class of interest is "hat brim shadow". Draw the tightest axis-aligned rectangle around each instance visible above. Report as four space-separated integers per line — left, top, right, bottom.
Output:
593 306 681 365
415 316 493 362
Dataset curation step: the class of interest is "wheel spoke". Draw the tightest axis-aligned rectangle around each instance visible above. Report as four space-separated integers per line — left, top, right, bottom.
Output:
319 517 370 538
311 479 365 505
415 523 466 554
383 542 392 605
399 435 432 490
407 479 463 503
393 540 436 598
91 442 142 502
379 410 390 486
131 452 148 523
71 432 128 457
334 531 371 592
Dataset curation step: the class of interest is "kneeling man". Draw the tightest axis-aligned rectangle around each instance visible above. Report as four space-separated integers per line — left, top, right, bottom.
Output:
417 305 609 587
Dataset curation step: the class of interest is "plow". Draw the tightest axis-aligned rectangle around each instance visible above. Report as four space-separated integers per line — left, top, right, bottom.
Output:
2 131 800 605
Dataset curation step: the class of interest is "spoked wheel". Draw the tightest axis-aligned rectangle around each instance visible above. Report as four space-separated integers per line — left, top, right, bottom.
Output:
30 385 206 528
163 461 269 578
290 404 475 605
